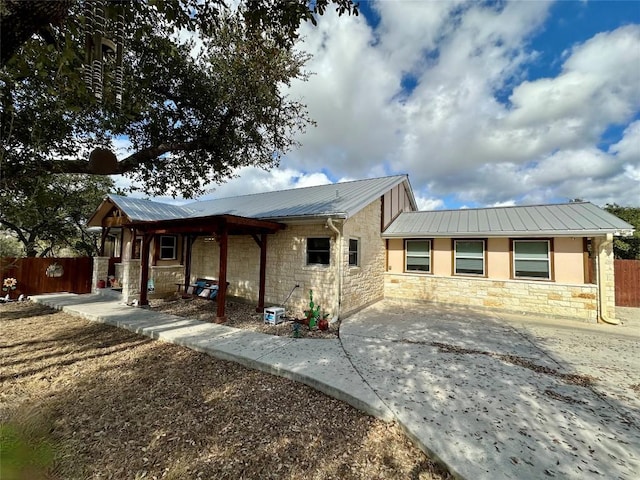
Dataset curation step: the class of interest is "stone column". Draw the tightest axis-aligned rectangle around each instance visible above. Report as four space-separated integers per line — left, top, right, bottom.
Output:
594 234 616 321
121 259 141 304
92 257 110 293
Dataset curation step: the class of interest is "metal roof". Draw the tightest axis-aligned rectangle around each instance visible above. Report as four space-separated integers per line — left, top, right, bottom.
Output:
184 175 413 220
383 202 635 238
107 195 195 222
93 175 413 225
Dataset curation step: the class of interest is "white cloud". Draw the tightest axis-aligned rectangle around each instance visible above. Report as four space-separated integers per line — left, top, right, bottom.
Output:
117 2 639 210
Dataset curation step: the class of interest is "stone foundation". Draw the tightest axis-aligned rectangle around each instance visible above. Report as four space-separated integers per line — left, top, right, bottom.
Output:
384 273 598 322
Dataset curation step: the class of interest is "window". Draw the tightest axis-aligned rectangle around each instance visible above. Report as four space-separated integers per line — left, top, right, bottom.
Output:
159 235 177 260
348 238 360 267
454 240 485 276
307 237 330 265
405 239 431 272
513 240 551 279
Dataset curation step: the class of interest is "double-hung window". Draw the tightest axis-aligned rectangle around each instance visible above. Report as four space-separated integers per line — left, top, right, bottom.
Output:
307 237 330 265
159 235 177 260
454 240 485 276
348 238 360 267
405 239 431 272
513 240 551 280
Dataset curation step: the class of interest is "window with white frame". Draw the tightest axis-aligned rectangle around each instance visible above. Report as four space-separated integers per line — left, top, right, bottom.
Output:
348 238 360 267
454 240 485 276
513 240 551 280
159 235 177 260
307 237 330 265
405 239 431 272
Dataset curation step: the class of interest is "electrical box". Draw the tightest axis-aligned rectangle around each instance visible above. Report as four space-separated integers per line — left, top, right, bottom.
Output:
264 307 285 325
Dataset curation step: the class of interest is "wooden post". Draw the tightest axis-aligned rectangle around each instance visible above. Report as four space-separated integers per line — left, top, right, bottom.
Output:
130 228 136 259
139 234 152 306
257 234 267 312
215 226 228 322
99 227 110 256
184 235 195 292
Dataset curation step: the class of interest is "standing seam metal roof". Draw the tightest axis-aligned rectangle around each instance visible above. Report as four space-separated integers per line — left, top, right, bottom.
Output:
104 175 412 223
184 175 412 220
383 202 635 237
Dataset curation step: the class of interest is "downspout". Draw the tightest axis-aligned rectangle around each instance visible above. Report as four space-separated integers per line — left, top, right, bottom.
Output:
326 218 342 323
596 234 619 325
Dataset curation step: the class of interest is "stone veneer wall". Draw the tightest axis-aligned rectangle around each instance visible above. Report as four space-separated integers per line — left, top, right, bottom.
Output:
384 273 598 322
593 235 616 320
92 257 110 293
149 265 184 293
341 199 386 316
121 260 141 304
189 223 339 318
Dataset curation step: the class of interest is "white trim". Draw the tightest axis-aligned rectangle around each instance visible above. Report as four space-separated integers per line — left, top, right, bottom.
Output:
513 239 551 280
454 239 485 276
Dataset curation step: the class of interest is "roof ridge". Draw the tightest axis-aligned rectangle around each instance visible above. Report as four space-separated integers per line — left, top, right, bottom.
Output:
404 201 592 214
188 174 408 203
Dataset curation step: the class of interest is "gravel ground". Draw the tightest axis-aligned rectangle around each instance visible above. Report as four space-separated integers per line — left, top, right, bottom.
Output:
0 301 450 480
149 295 340 339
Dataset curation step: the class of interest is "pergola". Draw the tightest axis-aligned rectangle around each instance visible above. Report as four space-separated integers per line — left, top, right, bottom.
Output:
126 214 286 322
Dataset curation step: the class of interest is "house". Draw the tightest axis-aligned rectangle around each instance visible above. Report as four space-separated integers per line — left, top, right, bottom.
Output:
87 175 634 323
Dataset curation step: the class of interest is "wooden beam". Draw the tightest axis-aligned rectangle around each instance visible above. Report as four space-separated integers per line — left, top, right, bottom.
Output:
139 234 153 306
257 234 267 312
215 226 228 322
104 216 126 227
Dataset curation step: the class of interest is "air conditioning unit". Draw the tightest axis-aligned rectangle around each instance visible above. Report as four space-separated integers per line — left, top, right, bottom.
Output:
264 307 285 325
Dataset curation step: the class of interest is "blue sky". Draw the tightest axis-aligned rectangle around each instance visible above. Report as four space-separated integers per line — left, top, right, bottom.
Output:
120 0 640 209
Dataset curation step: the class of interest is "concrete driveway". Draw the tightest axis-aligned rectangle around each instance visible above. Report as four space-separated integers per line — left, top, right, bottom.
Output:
341 300 640 480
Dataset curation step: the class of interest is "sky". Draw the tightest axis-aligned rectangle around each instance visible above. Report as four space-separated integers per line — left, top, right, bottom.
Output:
120 0 640 210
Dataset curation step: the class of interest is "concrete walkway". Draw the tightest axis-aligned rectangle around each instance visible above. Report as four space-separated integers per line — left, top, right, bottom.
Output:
32 294 640 480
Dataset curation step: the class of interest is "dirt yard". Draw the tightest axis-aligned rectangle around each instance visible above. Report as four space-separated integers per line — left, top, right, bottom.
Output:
0 301 450 480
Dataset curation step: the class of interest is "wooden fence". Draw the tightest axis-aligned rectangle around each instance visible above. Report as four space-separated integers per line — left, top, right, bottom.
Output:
615 259 640 307
1 257 93 297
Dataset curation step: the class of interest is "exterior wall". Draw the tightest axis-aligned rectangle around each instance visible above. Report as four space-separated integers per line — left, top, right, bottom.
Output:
382 183 415 229
387 236 588 283
190 223 340 318
341 199 386 316
387 238 404 273
149 265 184 293
384 273 598 322
554 237 586 284
487 238 510 279
432 238 450 276
384 235 598 321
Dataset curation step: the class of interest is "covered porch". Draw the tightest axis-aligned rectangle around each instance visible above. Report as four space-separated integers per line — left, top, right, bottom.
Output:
100 214 285 323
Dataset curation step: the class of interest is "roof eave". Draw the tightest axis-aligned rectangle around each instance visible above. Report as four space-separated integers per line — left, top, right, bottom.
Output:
382 229 634 238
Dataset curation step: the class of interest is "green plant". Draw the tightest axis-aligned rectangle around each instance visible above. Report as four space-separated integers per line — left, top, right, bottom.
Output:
304 290 329 330
0 413 56 480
